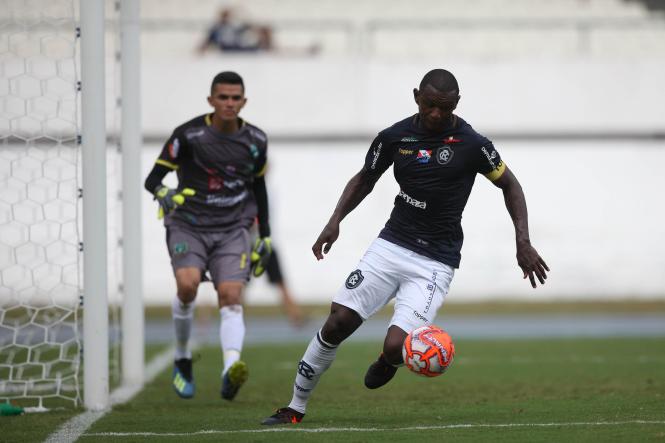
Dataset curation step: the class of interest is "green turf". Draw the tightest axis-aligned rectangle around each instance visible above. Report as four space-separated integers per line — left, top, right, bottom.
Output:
4 339 665 442
46 338 665 441
1 345 168 442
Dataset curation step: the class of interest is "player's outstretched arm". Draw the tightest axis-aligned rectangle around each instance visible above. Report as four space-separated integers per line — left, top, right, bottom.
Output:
312 167 380 260
491 166 549 288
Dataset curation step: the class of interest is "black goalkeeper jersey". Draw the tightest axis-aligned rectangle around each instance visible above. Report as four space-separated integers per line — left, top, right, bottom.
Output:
364 114 505 268
155 114 268 232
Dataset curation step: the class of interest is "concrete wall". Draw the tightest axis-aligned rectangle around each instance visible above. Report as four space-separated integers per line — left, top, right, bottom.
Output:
135 57 665 305
140 140 665 305
142 57 665 137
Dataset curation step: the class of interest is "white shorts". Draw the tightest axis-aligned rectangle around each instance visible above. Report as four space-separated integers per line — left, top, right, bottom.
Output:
333 238 455 333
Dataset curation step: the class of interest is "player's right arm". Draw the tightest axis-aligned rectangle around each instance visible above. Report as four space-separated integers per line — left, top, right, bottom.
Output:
144 131 195 219
312 135 391 260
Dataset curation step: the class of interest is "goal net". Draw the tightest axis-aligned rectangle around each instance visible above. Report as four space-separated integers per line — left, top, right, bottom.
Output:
0 0 126 410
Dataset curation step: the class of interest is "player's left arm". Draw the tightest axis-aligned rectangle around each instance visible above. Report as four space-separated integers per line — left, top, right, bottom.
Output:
489 165 550 288
250 137 272 276
252 174 270 238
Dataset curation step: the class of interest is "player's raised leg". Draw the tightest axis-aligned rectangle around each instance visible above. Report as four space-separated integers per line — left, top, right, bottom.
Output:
261 303 363 425
364 325 406 389
171 267 200 399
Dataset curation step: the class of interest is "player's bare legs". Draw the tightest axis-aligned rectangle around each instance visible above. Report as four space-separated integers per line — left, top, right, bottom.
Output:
365 325 407 390
262 302 363 425
171 267 201 398
175 267 201 303
382 325 407 364
320 302 363 344
217 281 248 400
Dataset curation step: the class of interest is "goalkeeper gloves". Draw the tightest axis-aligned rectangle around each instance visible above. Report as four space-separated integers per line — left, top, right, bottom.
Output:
154 185 196 219
250 237 272 277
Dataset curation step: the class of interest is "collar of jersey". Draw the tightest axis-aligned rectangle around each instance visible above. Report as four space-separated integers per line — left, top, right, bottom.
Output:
204 113 246 132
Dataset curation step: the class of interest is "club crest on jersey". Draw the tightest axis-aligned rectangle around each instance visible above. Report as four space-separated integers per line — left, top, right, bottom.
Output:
417 149 432 163
437 145 454 165
345 269 364 289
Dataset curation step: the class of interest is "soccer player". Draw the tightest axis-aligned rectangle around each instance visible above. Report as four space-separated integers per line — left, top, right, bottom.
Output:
261 69 549 424
144 71 272 401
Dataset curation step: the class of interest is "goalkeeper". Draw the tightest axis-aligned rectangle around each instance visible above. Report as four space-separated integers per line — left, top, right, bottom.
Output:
144 71 271 401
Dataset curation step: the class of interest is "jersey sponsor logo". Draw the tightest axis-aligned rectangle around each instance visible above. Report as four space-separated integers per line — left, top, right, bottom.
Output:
185 129 205 140
345 269 364 289
370 142 383 170
444 136 461 143
398 189 427 209
400 136 420 142
250 128 267 143
436 145 454 165
206 190 248 207
224 179 245 190
399 148 414 155
249 143 259 159
297 360 315 380
481 145 498 169
208 176 223 191
168 138 180 159
417 149 432 163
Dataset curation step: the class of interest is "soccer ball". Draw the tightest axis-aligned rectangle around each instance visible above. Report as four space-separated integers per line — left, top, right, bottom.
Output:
402 325 455 377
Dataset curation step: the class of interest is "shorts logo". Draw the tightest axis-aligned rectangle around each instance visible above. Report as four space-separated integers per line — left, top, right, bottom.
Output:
413 310 427 321
437 145 454 165
417 149 432 163
173 242 188 255
345 269 364 289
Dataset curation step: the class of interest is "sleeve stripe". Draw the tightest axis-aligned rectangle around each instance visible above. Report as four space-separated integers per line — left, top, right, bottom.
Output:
156 159 179 170
254 163 267 177
484 161 506 181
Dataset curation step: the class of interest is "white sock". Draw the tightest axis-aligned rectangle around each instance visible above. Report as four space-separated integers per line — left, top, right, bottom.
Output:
220 305 245 375
288 330 338 414
172 296 194 360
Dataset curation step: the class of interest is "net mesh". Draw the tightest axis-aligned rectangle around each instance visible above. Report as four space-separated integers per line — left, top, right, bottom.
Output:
0 0 81 408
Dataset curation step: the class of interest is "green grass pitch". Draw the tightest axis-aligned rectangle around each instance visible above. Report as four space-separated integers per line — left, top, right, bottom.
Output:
4 338 665 442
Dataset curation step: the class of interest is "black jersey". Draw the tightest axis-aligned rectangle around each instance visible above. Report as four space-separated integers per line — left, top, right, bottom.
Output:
155 113 268 231
364 114 505 268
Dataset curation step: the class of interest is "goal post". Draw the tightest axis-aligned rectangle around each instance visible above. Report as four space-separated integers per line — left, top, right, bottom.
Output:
120 0 144 388
80 0 109 411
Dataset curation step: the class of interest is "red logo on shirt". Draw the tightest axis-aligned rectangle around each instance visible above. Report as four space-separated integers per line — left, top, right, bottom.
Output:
444 136 461 143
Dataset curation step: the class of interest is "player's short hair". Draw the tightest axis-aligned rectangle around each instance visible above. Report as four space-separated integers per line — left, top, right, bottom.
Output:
211 71 244 94
419 69 459 94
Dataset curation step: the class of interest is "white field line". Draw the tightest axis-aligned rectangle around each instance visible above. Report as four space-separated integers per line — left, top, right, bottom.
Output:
84 420 665 437
44 346 177 443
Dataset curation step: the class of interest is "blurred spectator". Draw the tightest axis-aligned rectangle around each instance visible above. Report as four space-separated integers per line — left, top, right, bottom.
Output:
198 8 273 53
